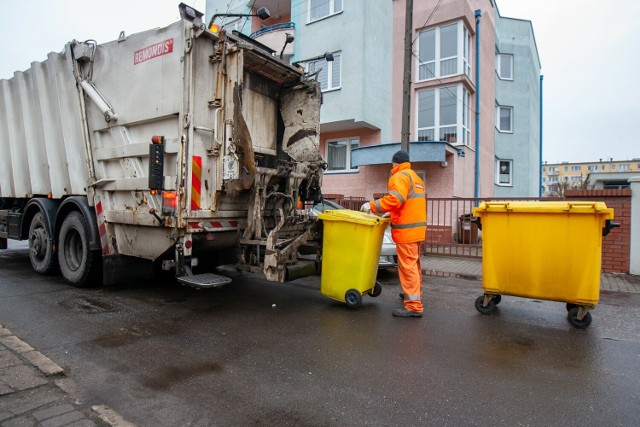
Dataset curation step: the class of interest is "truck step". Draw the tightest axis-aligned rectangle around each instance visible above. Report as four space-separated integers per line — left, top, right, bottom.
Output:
177 273 232 289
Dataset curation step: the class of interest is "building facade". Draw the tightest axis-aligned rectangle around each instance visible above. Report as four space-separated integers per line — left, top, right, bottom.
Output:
542 159 640 196
494 15 541 197
205 0 541 199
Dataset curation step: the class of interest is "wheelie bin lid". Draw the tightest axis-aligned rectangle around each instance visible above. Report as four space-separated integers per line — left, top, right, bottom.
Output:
473 201 613 218
318 209 390 226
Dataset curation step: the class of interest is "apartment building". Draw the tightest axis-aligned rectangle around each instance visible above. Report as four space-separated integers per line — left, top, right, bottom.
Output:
494 15 541 197
205 0 541 199
542 159 640 196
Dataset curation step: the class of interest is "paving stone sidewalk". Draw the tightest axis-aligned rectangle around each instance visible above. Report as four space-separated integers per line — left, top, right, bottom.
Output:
0 324 131 427
422 254 640 294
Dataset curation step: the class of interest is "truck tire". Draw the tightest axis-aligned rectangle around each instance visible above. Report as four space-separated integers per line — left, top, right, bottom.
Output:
57 212 101 287
28 211 57 274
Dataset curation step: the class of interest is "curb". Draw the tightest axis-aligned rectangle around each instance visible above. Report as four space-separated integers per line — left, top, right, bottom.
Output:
423 269 482 281
0 323 134 427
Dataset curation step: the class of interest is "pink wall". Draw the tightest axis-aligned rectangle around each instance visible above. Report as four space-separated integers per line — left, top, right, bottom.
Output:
390 0 497 199
320 128 386 198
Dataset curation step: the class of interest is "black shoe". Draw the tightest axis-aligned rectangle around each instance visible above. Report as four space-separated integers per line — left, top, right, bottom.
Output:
392 308 423 318
398 293 404 300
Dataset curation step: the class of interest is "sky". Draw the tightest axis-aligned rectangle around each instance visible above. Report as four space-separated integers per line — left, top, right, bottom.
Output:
0 0 638 164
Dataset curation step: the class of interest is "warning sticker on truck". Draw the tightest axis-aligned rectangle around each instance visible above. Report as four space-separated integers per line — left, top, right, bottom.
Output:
134 39 174 64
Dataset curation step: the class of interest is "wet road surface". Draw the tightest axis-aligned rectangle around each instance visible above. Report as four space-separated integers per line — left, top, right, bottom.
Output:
1 241 639 426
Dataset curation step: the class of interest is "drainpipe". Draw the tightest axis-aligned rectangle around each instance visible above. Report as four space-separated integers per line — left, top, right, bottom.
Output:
474 9 481 199
539 74 544 197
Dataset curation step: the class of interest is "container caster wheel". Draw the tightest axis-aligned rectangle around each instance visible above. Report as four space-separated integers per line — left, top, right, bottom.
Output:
492 294 502 305
475 295 496 315
369 282 382 297
567 307 592 329
345 289 362 308
566 303 578 312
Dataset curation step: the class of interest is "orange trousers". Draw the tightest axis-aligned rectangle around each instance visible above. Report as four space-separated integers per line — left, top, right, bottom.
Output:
396 242 424 313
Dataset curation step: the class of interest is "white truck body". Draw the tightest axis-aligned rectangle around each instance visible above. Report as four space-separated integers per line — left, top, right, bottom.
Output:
0 13 325 286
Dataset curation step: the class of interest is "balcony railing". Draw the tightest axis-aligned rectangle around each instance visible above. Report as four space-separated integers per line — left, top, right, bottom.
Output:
250 22 295 39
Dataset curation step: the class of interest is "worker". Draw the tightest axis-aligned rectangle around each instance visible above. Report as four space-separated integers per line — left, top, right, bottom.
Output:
362 150 427 317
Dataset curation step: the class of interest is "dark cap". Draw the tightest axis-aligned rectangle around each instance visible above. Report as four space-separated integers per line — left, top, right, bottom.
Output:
392 150 410 164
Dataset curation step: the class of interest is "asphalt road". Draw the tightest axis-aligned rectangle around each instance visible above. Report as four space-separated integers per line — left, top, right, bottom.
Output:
1 240 639 426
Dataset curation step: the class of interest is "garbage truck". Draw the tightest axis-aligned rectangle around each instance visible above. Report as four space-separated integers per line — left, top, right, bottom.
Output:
0 4 326 288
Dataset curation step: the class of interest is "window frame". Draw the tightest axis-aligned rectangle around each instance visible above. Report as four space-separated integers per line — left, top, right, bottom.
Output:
324 137 359 173
496 105 514 133
308 0 343 23
496 53 514 80
495 159 513 186
416 21 472 82
305 52 341 92
416 84 471 146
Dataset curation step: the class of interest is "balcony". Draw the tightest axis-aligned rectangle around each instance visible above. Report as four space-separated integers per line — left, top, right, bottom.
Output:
250 22 295 59
352 141 457 167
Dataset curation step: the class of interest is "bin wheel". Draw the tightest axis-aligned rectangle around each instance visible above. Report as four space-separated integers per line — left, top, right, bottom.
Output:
566 303 578 312
475 296 496 315
345 289 362 308
492 295 502 305
567 307 592 329
369 282 382 297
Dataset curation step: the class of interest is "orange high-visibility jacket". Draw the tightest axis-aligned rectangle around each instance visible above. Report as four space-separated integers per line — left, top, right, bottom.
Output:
369 163 427 243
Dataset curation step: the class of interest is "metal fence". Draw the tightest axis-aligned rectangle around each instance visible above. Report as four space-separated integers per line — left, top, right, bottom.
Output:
329 194 542 259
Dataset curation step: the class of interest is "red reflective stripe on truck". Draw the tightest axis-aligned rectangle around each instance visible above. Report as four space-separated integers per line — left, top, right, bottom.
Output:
95 198 110 256
191 156 202 210
187 221 239 231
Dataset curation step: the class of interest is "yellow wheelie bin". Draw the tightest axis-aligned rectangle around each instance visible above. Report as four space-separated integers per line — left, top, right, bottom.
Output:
317 210 390 308
472 201 618 328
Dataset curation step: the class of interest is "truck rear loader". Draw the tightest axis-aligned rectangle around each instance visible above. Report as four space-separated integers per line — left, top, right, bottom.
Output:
0 5 325 288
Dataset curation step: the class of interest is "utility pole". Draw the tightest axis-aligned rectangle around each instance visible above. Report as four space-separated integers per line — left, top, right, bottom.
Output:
400 0 413 153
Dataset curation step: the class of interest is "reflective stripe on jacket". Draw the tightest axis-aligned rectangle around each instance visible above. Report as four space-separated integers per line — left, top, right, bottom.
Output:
369 162 427 243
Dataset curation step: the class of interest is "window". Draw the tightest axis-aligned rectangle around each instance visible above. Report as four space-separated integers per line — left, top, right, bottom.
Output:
496 105 513 132
601 165 606 170
611 164 617 170
306 52 341 91
309 0 342 22
220 17 244 33
417 22 471 81
620 164 631 171
564 166 568 172
496 53 513 80
417 85 471 145
496 160 512 186
588 165 598 171
571 165 581 171
326 137 358 172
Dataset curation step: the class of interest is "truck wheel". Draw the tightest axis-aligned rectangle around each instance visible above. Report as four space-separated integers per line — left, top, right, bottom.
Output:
28 212 57 274
58 212 101 287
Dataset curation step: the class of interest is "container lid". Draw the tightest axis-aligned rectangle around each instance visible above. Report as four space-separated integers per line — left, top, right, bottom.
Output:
318 209 390 226
473 201 614 218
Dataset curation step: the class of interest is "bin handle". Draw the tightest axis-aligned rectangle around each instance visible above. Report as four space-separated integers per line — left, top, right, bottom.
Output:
485 202 511 211
566 202 599 211
602 219 620 236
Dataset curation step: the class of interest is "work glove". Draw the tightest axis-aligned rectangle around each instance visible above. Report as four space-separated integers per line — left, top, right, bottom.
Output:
360 202 372 213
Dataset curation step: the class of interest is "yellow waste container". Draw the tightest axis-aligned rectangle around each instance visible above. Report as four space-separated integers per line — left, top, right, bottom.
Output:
472 201 617 328
317 210 390 308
